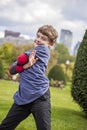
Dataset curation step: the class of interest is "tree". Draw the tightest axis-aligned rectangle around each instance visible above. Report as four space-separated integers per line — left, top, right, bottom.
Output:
0 60 4 78
54 43 69 63
54 43 75 64
48 64 66 85
0 43 17 64
71 30 87 116
47 50 58 74
14 44 34 56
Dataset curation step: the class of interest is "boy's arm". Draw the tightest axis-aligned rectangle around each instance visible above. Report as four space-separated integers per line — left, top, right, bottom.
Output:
9 61 18 75
9 53 28 75
9 62 26 75
9 50 38 75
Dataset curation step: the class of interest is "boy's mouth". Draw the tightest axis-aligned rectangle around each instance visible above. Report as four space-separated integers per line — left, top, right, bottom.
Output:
34 41 44 46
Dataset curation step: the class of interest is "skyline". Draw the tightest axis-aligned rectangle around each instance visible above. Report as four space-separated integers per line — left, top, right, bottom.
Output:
0 0 87 49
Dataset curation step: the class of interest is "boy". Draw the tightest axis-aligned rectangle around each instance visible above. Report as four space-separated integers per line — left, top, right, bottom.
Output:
0 25 58 130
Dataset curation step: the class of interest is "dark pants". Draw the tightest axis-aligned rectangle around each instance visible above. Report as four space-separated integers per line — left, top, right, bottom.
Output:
0 89 51 130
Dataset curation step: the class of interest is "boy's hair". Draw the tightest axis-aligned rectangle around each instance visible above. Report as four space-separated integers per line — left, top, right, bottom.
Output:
37 25 58 46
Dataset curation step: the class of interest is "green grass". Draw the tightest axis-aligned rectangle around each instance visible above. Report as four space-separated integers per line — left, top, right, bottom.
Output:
0 80 87 130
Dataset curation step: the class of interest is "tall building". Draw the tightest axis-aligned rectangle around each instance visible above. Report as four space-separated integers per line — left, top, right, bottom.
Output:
59 29 73 54
4 30 20 37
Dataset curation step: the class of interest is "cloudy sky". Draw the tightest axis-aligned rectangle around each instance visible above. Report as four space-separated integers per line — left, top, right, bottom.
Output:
0 0 87 49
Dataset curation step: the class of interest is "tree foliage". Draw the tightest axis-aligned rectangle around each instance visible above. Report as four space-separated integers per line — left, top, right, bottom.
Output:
54 43 75 64
54 44 69 63
71 30 87 116
0 60 4 78
47 50 58 74
0 43 17 64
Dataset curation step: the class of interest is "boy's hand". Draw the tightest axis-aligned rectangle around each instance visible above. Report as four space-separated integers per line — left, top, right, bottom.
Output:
23 50 38 69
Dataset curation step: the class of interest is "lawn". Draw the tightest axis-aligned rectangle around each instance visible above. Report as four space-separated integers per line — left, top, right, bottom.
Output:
0 80 87 130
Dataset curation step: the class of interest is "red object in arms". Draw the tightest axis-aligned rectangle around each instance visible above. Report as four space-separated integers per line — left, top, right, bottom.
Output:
17 53 28 65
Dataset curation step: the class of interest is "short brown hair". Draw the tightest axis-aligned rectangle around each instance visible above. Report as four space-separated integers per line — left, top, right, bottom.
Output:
37 25 58 46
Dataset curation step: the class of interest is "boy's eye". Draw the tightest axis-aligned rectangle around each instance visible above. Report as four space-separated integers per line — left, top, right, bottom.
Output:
36 33 49 41
42 37 46 41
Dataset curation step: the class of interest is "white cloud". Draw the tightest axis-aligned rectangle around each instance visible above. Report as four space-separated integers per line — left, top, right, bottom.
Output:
0 31 4 38
0 0 11 5
20 34 30 39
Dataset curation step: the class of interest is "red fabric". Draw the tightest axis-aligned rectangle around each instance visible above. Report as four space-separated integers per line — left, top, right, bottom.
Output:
16 65 24 72
17 53 28 65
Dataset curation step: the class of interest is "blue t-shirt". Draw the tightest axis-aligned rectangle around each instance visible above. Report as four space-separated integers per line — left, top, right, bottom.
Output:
13 45 50 105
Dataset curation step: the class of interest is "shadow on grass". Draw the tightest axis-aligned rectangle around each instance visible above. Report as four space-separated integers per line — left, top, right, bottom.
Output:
52 105 86 120
51 106 87 130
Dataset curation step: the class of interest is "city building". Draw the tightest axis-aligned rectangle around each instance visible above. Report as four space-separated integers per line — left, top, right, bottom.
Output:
0 30 33 45
59 29 73 54
4 30 20 37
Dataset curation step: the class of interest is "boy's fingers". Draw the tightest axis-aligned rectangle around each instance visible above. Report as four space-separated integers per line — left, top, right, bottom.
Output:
29 50 36 59
32 58 38 64
29 50 38 66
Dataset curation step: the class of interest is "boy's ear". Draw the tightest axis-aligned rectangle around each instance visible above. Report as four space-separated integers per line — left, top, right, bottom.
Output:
49 42 54 46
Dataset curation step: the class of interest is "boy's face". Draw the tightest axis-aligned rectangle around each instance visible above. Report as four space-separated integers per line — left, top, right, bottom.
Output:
34 32 50 46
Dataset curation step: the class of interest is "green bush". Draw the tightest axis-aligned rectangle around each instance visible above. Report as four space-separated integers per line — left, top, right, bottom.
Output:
48 64 66 85
71 30 87 116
